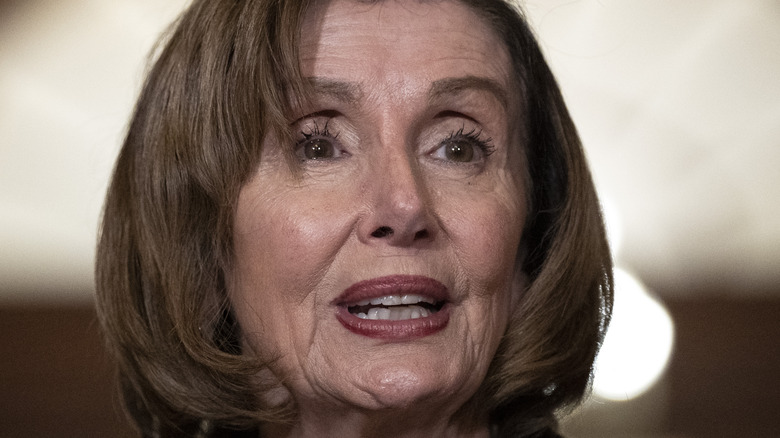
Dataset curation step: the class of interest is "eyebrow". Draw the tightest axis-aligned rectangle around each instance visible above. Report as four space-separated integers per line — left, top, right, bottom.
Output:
428 76 509 111
305 77 362 105
302 75 509 110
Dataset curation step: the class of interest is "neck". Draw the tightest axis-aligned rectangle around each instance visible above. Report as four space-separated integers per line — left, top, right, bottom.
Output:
260 405 490 438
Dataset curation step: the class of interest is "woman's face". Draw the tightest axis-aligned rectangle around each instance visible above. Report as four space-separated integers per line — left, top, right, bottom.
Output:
230 0 527 426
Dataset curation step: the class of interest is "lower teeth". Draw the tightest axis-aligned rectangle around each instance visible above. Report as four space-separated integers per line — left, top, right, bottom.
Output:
355 305 431 321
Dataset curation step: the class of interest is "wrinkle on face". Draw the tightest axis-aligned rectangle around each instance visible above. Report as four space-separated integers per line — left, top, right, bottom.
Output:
230 1 528 434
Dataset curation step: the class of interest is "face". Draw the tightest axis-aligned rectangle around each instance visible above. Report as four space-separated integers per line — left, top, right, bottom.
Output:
230 0 526 428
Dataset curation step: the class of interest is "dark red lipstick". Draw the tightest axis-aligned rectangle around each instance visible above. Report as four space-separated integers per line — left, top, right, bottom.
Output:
333 275 450 340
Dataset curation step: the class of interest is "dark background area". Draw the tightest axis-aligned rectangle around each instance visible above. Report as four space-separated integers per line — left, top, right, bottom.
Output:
2 292 778 438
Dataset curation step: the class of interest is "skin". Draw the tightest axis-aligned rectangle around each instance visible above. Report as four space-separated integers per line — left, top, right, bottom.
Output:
229 1 527 436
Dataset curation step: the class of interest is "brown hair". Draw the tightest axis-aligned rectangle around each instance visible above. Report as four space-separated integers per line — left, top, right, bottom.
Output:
95 1 612 437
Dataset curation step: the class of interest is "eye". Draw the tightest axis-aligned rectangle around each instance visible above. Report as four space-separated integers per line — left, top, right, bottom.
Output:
430 127 494 163
295 120 346 161
299 137 336 160
437 138 475 162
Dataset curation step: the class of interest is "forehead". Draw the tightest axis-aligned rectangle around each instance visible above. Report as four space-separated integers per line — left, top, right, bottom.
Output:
299 0 512 90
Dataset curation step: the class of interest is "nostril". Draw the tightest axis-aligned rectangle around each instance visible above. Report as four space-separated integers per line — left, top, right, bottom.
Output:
414 230 429 240
371 226 394 238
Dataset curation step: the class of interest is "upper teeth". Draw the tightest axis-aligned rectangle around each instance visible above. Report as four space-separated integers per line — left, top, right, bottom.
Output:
353 294 435 307
356 306 431 321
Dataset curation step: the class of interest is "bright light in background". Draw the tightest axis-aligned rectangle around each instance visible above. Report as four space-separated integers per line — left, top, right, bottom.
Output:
600 196 623 259
593 194 675 400
593 268 675 401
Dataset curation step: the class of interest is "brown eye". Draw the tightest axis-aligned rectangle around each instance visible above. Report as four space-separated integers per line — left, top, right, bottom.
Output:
442 140 474 162
299 138 336 160
430 127 494 164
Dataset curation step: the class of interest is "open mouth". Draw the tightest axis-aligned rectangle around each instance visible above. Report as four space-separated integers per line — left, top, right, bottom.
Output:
335 275 451 339
347 294 446 320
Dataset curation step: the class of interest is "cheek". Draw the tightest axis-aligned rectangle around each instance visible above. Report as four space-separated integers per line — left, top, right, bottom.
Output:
233 186 353 289
229 183 357 348
442 187 525 292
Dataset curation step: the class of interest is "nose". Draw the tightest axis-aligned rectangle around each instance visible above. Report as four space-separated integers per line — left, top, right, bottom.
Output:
357 150 435 248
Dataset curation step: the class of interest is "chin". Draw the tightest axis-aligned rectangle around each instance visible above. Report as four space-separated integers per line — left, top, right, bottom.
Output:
345 358 478 413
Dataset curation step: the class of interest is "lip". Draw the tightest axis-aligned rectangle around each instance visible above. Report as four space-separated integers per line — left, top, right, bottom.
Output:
333 275 450 340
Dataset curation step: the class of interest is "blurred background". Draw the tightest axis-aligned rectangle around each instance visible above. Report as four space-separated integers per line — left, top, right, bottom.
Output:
1 0 778 437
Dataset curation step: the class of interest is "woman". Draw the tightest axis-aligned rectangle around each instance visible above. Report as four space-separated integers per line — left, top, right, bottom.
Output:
96 0 612 437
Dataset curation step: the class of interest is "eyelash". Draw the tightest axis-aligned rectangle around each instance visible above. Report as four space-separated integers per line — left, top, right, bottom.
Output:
298 119 338 142
443 126 495 157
